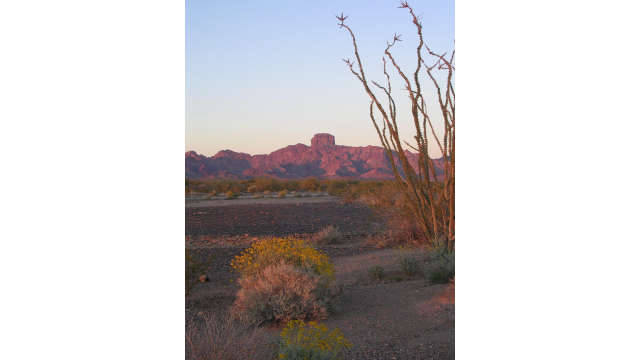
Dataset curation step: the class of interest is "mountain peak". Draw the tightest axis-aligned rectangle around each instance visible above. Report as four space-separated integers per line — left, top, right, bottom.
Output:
185 134 441 180
311 133 335 149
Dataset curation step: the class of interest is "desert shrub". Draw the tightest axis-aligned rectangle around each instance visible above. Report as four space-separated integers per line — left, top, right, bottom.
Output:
368 265 384 281
371 200 425 246
362 233 392 249
231 237 334 279
205 190 218 200
313 225 342 245
278 190 288 198
255 178 282 192
225 190 236 199
231 238 336 325
284 180 300 191
426 247 455 284
247 184 258 193
362 223 420 249
300 178 320 191
232 263 334 325
230 183 244 193
398 255 421 276
196 183 209 192
327 180 348 196
264 190 271 195
278 320 352 360
185 312 276 360
350 182 428 246
214 181 231 193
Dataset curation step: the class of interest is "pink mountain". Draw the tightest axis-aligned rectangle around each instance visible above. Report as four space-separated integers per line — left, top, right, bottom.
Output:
186 133 443 179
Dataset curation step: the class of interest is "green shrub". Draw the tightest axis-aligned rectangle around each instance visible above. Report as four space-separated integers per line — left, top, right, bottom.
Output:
368 265 384 281
426 247 454 284
399 256 421 276
278 320 352 360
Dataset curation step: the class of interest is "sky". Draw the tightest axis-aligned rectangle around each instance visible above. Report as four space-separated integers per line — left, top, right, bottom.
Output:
186 0 454 156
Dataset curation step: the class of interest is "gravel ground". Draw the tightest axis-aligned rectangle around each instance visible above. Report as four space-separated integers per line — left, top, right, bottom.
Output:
185 197 453 360
185 200 381 237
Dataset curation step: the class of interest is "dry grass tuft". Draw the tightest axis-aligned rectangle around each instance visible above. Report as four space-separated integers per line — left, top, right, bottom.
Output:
398 255 421 276
185 312 276 360
368 265 385 280
312 225 342 245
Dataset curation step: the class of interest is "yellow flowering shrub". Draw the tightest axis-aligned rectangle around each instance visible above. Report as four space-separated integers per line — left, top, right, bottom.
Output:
278 320 352 360
230 237 334 280
230 238 339 325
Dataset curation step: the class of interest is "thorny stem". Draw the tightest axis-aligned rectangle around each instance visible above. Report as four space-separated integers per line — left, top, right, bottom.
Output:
338 2 454 250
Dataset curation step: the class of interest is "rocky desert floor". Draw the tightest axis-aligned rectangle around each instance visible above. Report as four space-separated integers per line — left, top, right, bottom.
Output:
186 194 454 360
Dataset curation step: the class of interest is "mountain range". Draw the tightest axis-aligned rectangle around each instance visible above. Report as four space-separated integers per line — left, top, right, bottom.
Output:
186 133 443 180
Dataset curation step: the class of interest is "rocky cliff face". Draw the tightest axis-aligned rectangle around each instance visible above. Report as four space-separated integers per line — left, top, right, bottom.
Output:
310 133 335 149
186 133 443 179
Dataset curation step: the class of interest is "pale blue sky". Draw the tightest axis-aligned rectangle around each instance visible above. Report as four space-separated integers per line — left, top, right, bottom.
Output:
186 0 454 156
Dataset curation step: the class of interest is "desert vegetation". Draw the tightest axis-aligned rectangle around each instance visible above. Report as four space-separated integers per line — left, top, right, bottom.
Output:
398 255 421 277
368 265 385 281
185 2 453 359
312 225 343 245
424 243 455 284
338 1 455 250
185 249 215 296
229 237 338 325
186 312 277 360
185 177 385 197
278 320 353 360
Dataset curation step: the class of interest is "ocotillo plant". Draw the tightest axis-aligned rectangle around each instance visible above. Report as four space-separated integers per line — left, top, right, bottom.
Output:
338 1 455 250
